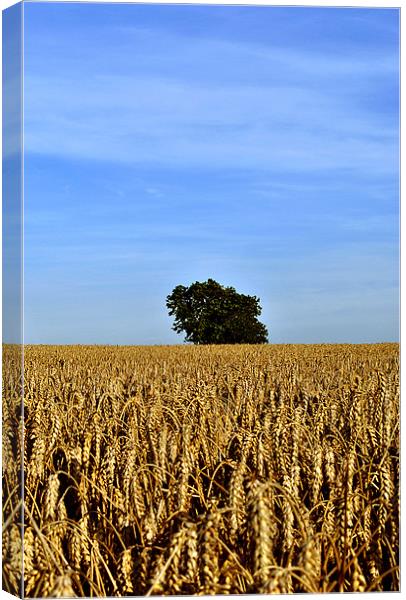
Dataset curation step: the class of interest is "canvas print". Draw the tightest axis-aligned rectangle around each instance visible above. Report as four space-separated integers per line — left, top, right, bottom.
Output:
2 1 400 597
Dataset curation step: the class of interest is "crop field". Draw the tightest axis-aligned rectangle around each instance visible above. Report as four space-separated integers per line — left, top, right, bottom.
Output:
2 343 399 596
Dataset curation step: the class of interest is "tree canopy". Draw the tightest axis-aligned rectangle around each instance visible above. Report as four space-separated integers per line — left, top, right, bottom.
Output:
166 279 269 345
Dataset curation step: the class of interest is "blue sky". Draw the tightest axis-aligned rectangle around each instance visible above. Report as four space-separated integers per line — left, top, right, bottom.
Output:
3 3 22 344
21 2 399 344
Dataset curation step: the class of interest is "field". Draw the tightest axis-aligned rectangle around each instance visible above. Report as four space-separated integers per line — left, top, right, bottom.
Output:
2 343 399 596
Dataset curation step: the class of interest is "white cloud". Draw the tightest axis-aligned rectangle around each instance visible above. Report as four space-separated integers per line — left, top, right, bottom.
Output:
24 25 398 173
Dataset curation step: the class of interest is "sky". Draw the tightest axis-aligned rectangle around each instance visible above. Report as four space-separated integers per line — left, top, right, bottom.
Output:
18 2 399 344
3 3 22 344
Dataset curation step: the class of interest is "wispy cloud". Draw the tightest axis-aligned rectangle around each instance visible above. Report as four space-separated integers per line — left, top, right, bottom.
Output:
24 21 398 174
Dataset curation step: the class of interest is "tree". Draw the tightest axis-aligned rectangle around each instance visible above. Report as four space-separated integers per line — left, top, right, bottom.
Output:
166 279 269 345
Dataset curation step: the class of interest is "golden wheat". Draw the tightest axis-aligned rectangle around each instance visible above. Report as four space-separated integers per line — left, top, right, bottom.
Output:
2 342 400 595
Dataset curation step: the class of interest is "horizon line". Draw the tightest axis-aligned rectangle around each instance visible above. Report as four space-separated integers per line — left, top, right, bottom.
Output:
3 341 399 347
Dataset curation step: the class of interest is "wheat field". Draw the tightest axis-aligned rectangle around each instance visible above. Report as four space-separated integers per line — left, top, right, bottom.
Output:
2 343 399 596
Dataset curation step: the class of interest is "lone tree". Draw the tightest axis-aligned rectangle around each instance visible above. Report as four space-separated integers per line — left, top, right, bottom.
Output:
166 279 268 344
